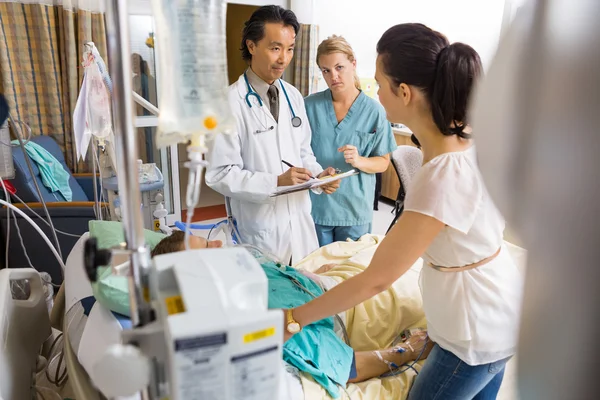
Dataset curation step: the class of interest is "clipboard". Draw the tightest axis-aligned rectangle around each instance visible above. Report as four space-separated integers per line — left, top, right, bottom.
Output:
270 169 358 197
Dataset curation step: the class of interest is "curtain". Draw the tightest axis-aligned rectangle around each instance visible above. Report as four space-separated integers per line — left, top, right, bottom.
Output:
0 0 107 172
291 23 319 97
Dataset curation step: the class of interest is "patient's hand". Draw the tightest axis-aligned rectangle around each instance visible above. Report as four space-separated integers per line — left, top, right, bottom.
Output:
314 263 337 274
296 269 323 284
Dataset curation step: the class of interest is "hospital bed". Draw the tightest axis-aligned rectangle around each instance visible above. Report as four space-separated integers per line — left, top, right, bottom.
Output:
62 229 527 400
62 232 432 400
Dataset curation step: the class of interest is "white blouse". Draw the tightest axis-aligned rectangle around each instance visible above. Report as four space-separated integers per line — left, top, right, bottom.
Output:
404 146 523 365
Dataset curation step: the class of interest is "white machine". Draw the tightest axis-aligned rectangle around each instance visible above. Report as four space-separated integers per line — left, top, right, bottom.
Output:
0 269 52 400
103 161 167 232
89 248 283 399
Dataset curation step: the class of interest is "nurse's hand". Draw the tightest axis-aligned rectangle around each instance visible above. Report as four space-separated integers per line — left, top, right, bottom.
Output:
318 167 341 194
278 167 312 186
339 145 363 168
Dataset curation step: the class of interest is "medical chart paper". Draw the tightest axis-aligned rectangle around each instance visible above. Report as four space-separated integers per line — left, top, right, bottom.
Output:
270 169 358 197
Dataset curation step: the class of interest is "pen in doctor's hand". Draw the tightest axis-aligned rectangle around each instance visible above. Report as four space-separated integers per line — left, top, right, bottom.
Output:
281 160 315 179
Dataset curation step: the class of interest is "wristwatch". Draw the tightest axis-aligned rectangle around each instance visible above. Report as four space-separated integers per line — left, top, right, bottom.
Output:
286 309 301 334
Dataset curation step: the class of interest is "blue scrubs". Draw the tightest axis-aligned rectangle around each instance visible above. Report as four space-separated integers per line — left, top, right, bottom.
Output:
305 89 397 245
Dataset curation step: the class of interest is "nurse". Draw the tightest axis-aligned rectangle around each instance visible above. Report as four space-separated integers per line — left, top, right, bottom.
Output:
283 24 523 400
305 35 397 246
205 6 339 264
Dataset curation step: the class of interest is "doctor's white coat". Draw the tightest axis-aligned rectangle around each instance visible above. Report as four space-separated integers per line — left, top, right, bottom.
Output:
205 74 324 263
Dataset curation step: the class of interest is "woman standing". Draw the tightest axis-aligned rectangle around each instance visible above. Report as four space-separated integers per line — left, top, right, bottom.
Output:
305 35 397 246
285 24 523 399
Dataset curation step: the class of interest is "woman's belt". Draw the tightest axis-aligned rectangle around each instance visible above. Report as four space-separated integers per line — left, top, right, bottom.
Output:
428 247 502 272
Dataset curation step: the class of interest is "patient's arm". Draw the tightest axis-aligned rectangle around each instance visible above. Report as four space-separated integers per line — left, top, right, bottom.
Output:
295 269 322 284
351 330 433 383
295 264 339 287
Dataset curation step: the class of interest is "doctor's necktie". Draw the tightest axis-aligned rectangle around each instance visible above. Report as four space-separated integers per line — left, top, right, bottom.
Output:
268 85 279 122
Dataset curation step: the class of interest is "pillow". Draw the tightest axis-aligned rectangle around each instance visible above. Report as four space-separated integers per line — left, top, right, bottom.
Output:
89 220 167 317
89 220 166 249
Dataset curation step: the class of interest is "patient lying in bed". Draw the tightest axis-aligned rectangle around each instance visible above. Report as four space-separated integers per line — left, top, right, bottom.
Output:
152 232 433 398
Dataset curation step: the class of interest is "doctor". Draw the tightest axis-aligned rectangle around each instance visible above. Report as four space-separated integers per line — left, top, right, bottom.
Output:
206 5 339 264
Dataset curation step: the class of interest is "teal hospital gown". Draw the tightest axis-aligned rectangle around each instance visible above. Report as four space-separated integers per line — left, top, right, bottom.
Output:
262 261 354 398
305 89 397 227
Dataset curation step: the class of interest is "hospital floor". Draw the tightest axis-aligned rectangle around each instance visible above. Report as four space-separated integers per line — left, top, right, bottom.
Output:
191 199 519 400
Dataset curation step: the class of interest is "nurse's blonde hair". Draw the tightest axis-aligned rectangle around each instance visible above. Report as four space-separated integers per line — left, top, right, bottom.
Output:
316 35 362 90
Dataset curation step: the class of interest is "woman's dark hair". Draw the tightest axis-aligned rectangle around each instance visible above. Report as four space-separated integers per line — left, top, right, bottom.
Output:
240 5 300 62
376 23 482 140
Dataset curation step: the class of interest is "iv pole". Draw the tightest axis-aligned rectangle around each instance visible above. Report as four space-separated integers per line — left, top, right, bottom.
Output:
103 1 153 398
104 0 153 333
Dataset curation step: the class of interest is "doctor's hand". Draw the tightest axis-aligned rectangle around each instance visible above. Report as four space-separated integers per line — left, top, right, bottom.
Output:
278 167 312 186
338 145 364 169
318 167 341 195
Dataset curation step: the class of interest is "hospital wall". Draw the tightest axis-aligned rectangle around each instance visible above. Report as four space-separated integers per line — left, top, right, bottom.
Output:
313 0 509 91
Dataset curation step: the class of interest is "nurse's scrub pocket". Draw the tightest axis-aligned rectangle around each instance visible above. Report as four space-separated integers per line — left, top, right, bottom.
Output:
353 130 376 154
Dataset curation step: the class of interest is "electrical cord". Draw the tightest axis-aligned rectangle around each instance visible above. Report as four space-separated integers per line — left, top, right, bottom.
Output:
93 143 111 218
44 332 68 387
0 178 37 273
33 386 47 400
1 178 77 284
0 199 66 274
9 114 63 260
91 141 100 220
92 141 108 220
1 177 11 268
207 221 217 240
14 212 35 268
8 192 81 237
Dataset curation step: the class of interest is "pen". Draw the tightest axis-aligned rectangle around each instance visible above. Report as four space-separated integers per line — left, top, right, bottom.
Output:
281 160 316 179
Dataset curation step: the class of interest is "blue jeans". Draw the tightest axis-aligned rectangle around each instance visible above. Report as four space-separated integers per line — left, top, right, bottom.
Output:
315 223 371 247
408 344 510 400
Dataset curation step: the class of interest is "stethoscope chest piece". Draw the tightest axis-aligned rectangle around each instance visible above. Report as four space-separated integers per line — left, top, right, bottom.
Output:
244 71 302 129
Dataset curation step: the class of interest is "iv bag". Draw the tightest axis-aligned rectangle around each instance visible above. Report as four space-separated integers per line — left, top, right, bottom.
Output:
151 0 234 148
86 63 113 140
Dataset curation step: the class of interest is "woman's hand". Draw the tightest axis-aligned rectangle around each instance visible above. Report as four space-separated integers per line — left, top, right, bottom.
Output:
339 145 363 168
339 145 391 173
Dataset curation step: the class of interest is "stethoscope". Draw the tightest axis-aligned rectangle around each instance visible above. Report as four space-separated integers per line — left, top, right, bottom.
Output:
243 72 302 131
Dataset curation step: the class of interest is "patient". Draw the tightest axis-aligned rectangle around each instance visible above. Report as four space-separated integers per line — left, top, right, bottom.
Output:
152 231 433 394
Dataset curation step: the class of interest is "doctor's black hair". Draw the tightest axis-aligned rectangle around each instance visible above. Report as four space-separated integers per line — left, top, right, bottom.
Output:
376 23 482 141
240 5 300 62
